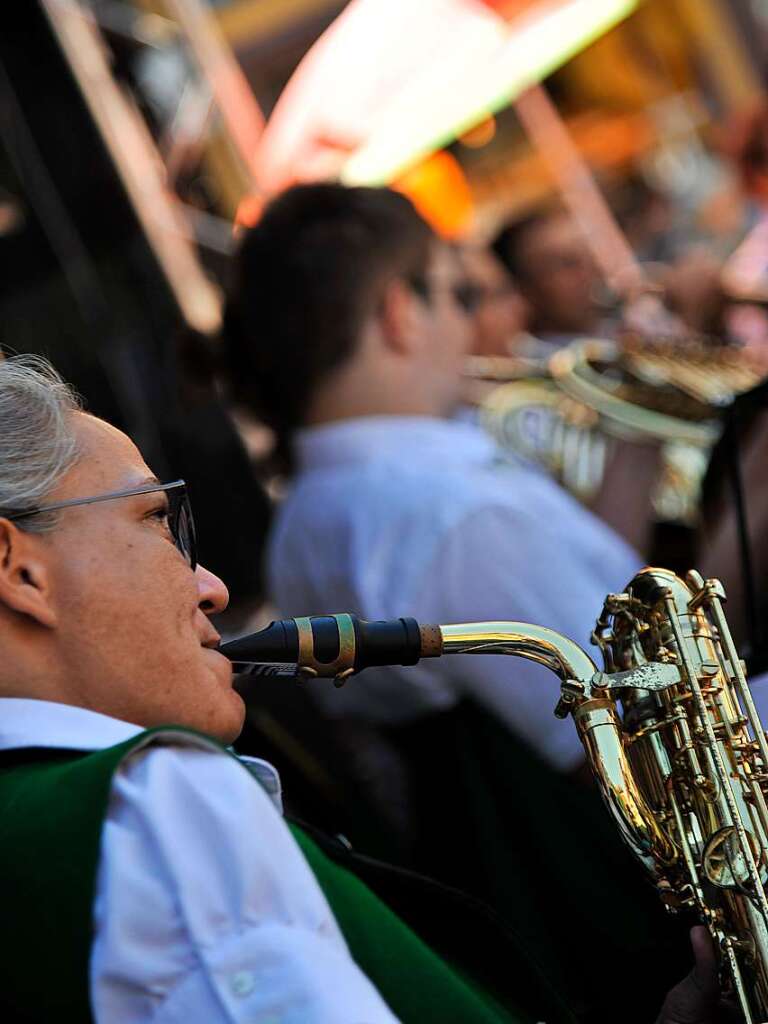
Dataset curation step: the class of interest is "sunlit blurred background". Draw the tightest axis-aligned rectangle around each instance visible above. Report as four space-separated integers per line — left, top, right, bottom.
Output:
4 0 768 624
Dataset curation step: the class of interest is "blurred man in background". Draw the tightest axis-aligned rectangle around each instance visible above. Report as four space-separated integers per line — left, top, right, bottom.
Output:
460 245 529 357
492 207 608 348
223 183 639 774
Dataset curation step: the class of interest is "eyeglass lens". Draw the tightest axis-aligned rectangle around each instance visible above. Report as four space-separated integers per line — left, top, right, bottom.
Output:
169 490 198 570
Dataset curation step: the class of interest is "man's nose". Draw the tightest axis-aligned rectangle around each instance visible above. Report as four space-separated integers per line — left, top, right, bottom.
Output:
196 563 230 614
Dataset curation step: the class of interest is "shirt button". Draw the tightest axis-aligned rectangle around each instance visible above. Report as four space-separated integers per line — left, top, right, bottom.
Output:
229 969 256 998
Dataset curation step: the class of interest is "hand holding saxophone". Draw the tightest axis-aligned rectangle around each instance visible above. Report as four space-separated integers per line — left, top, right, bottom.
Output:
222 567 768 1022
656 927 738 1024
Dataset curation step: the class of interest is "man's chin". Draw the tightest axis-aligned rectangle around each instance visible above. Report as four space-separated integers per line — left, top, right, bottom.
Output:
208 684 247 746
179 658 245 745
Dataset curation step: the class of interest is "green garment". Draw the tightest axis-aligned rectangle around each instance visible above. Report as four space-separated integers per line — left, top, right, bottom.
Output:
0 727 532 1023
387 699 692 1022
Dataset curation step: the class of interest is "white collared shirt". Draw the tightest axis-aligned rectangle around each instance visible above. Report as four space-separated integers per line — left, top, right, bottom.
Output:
269 415 642 771
0 698 398 1023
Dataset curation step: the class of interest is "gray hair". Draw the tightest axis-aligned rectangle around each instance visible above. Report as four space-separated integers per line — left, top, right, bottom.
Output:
0 354 83 532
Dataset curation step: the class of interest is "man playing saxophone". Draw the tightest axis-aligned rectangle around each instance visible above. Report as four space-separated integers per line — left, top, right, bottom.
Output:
0 354 731 1022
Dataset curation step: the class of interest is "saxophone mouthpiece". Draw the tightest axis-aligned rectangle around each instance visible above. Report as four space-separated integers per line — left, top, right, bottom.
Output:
219 614 443 685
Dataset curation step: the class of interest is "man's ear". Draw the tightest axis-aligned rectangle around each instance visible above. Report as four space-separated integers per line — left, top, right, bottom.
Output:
378 278 424 356
0 520 58 628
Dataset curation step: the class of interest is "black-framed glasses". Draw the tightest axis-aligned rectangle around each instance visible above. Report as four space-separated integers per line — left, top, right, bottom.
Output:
5 480 198 570
409 276 483 315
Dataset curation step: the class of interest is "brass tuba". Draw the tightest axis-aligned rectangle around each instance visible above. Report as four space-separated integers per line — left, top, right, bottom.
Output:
470 339 766 523
224 566 768 1020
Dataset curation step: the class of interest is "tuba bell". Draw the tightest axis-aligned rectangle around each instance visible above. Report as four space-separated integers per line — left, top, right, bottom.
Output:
470 338 767 525
224 566 768 1020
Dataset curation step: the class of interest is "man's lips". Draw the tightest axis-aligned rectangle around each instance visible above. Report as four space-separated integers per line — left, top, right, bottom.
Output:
202 644 237 689
200 631 222 650
200 632 236 680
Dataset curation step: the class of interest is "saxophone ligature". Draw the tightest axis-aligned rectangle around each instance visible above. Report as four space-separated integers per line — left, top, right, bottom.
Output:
222 567 768 1021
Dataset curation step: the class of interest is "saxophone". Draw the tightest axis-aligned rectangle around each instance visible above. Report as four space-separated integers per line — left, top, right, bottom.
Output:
222 567 768 1022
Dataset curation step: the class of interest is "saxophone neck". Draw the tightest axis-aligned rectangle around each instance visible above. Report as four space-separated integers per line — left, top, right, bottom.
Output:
438 621 598 687
438 619 678 873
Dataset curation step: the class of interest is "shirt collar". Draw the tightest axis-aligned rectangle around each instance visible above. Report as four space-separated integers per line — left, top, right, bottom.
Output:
294 414 499 472
0 698 143 752
0 698 283 812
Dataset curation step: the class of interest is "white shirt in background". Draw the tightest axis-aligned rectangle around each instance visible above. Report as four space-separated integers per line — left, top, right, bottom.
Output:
0 698 399 1024
269 415 642 772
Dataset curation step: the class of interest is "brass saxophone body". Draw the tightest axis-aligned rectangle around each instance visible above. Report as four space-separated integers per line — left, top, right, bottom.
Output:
442 567 768 1021
223 566 768 1019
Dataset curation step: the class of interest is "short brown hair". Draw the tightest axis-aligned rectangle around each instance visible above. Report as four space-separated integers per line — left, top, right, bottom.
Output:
223 184 433 465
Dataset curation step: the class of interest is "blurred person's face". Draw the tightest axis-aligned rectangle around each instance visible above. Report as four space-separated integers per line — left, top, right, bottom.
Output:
415 243 474 411
518 216 600 336
461 247 529 356
16 413 241 742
